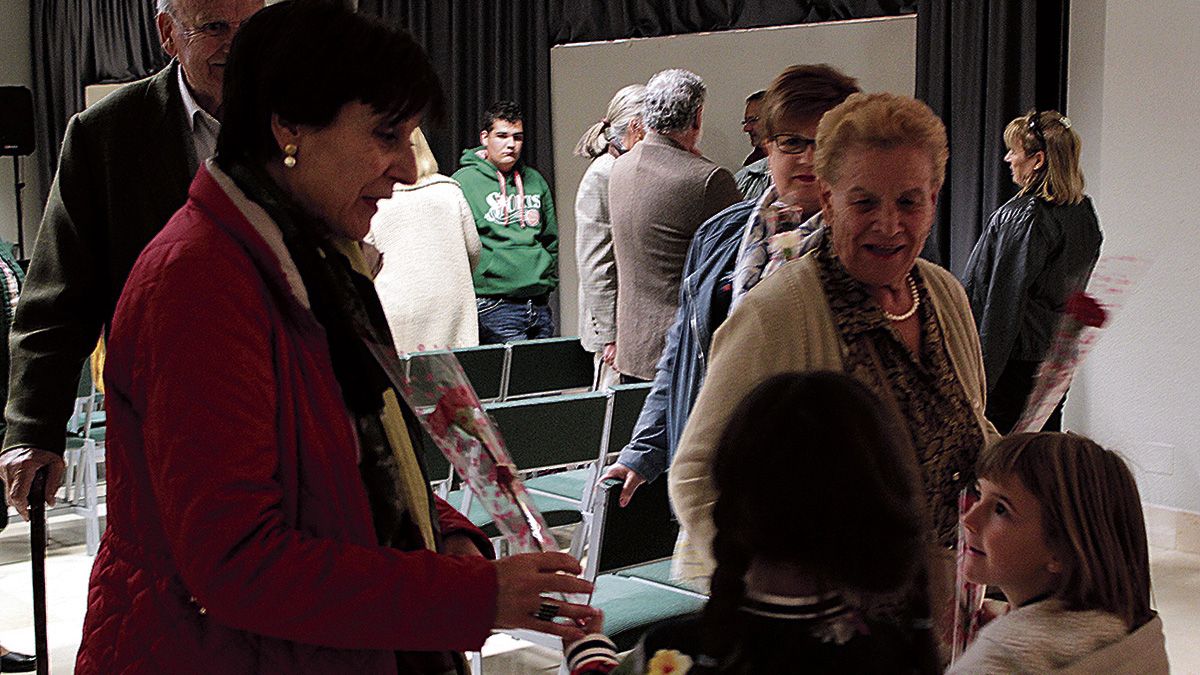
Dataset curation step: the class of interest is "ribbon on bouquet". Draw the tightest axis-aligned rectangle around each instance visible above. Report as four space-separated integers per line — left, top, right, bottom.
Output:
950 254 1151 662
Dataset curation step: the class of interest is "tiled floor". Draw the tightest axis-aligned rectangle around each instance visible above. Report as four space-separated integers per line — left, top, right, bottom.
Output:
2 512 1198 674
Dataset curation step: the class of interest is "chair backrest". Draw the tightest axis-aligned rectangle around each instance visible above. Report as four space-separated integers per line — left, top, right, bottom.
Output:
449 344 507 401
606 382 652 454
416 423 452 486
68 359 101 436
504 337 594 399
587 474 678 578
485 390 608 472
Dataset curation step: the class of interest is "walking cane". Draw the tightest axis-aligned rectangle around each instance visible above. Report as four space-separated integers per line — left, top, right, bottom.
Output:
28 468 49 675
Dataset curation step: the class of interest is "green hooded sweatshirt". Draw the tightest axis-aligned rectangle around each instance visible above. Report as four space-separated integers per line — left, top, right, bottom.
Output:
452 147 558 298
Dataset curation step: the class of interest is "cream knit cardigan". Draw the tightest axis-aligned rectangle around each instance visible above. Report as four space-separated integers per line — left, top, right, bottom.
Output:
367 175 481 353
667 252 999 584
948 600 1170 674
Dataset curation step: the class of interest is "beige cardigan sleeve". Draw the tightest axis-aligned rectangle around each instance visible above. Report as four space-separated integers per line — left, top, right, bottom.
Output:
917 260 1000 446
667 257 837 584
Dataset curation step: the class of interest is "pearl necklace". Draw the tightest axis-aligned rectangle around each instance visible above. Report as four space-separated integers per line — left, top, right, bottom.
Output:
882 274 920 322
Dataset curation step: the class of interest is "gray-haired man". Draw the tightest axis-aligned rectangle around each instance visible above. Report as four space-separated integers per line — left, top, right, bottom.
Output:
608 69 741 383
1 0 262 518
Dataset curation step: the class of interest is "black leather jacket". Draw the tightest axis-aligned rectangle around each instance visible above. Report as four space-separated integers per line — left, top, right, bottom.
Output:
961 193 1103 394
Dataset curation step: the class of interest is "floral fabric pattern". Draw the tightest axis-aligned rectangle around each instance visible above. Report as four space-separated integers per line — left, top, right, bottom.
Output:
815 239 983 547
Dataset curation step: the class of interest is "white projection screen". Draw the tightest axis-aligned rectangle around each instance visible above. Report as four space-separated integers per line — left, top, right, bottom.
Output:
550 15 917 334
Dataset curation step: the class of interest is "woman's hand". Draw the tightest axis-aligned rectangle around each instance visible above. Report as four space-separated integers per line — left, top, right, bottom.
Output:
494 552 597 643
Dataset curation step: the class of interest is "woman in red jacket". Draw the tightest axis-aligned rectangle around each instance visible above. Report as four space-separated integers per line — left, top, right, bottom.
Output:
75 2 594 673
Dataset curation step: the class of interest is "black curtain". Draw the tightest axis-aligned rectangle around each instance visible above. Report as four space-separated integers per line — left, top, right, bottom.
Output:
551 0 916 43
28 1 166 210
916 0 1069 274
27 0 1068 274
358 1 556 185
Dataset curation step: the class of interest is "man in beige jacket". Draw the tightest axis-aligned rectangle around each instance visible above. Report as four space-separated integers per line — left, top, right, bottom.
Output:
608 69 741 382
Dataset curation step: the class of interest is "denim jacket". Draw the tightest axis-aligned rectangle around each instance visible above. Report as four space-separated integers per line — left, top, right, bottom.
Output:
616 200 824 482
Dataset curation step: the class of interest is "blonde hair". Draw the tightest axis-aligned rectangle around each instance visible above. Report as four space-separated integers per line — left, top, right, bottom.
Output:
411 127 438 182
1004 109 1086 205
574 84 646 158
977 433 1152 630
814 92 948 191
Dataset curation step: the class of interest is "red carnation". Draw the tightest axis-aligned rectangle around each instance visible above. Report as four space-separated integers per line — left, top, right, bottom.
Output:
1066 292 1107 328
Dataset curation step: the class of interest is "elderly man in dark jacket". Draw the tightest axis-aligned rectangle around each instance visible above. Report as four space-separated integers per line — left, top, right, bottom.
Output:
608 68 740 383
1 0 262 517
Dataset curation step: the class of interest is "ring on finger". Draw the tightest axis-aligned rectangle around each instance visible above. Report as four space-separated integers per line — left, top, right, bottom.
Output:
533 600 559 621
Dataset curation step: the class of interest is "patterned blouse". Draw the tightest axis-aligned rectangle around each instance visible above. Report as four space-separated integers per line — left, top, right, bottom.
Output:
815 239 983 547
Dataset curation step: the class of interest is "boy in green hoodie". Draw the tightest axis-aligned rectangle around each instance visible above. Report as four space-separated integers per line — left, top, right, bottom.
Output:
452 100 558 344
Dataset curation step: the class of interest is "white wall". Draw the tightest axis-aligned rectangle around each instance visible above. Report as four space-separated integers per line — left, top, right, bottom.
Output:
1066 0 1200 514
550 16 917 335
0 0 42 253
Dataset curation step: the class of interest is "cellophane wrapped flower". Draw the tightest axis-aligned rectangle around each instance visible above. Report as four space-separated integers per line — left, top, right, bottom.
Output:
951 487 985 662
1012 289 1110 434
397 351 558 553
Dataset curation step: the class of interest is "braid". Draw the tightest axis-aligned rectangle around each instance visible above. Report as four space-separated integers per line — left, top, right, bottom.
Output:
695 498 752 673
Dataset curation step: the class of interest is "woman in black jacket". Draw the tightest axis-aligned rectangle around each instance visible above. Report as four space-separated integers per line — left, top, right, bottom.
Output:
961 109 1102 433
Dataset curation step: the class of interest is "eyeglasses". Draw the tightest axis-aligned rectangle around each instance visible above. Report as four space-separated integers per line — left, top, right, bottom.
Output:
769 133 817 155
1027 109 1046 150
740 115 760 126
173 15 247 41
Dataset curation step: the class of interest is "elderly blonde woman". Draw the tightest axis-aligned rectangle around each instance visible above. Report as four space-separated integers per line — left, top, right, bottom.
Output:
368 127 482 352
961 110 1102 434
573 84 646 385
669 93 998 610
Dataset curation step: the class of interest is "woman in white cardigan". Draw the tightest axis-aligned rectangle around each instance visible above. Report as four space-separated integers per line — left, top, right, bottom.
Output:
668 94 1000 652
573 84 646 386
368 128 481 352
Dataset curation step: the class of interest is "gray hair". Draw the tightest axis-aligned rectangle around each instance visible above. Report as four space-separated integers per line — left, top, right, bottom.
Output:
642 69 705 134
574 84 646 158
157 0 173 14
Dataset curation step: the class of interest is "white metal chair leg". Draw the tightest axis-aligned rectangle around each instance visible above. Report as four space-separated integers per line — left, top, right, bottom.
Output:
567 512 590 560
82 439 100 556
467 650 483 675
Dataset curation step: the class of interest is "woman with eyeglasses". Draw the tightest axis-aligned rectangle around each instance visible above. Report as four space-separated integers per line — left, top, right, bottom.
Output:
670 93 999 649
960 110 1102 434
600 64 860 508
573 85 646 387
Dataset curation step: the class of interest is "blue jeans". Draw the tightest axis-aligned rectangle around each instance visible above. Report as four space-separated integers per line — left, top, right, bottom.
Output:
476 296 554 344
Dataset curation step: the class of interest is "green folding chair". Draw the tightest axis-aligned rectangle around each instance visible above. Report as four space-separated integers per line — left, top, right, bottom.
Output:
449 343 507 401
502 336 594 400
494 475 706 675
604 382 652 456
445 390 609 540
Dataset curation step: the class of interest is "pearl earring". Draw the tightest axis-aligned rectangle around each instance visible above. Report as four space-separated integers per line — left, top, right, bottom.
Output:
283 143 298 168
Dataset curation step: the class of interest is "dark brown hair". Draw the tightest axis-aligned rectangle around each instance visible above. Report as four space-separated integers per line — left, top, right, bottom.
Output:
698 371 929 671
760 64 860 137
216 0 443 167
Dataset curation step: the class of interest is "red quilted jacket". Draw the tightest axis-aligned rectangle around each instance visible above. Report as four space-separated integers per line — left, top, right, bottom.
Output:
75 164 498 674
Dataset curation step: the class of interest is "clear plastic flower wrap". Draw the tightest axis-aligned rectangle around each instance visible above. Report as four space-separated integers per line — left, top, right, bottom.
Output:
397 350 559 553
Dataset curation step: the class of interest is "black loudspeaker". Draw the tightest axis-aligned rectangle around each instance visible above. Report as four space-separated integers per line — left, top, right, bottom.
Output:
0 86 35 156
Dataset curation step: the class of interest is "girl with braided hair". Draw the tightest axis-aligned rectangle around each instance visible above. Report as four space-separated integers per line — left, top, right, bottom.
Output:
565 371 940 674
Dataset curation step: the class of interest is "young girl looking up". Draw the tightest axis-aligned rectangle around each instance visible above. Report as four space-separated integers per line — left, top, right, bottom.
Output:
950 432 1169 674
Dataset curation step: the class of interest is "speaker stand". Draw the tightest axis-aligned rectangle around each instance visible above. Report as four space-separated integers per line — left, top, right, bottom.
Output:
10 154 25 259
